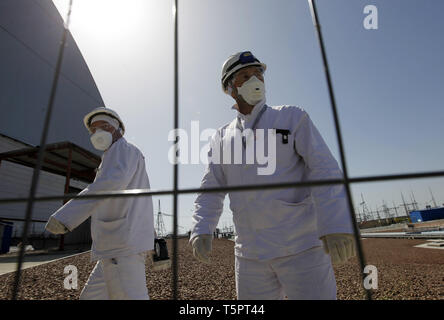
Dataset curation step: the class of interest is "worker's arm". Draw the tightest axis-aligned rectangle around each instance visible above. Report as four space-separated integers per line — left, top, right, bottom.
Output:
293 110 354 238
87 141 139 193
190 132 227 242
50 140 139 231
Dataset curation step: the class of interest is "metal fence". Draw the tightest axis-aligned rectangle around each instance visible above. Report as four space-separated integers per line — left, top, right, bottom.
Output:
1 0 444 300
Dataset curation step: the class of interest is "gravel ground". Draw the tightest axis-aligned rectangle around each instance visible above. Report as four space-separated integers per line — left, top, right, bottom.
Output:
0 238 442 300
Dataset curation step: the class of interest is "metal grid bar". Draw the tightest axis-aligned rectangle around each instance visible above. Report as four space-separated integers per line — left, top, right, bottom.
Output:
308 0 370 300
10 0 74 300
5 0 443 300
0 217 48 223
172 0 179 300
1 170 443 205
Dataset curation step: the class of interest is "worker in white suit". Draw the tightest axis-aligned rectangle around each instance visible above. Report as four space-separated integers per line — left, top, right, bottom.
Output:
190 51 357 300
45 107 155 300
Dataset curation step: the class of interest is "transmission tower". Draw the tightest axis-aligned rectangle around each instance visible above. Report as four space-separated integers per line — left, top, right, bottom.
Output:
156 200 166 237
359 194 372 221
392 200 399 218
428 187 438 208
155 200 186 237
410 190 419 210
382 200 391 219
374 207 382 220
401 192 411 215
355 205 363 223
401 191 418 215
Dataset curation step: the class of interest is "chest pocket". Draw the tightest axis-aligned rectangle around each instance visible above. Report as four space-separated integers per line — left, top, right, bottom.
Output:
276 129 290 144
273 128 295 166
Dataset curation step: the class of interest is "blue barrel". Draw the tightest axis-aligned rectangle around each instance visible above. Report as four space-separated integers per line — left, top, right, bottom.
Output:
0 221 13 254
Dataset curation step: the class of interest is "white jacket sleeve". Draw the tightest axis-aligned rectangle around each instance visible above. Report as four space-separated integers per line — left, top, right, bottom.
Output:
51 140 139 231
293 111 354 238
190 133 227 241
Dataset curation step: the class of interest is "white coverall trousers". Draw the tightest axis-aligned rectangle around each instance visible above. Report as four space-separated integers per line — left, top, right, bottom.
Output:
235 246 336 300
79 253 149 300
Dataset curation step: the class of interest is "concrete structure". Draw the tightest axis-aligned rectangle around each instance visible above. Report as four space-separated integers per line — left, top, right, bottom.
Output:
0 0 104 243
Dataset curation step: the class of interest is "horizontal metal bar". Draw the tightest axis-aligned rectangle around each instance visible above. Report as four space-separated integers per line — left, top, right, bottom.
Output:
361 232 444 239
0 170 443 204
0 217 47 223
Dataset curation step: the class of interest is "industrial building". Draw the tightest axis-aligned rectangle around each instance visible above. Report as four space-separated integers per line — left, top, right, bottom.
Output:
0 0 104 248
409 207 444 223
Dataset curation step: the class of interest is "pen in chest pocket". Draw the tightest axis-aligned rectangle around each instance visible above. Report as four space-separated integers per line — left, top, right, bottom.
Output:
275 129 290 144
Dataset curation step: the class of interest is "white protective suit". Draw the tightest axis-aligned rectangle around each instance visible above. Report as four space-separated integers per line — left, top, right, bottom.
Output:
191 99 354 299
50 137 154 299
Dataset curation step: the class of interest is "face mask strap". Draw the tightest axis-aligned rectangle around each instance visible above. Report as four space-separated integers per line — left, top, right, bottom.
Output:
227 81 233 95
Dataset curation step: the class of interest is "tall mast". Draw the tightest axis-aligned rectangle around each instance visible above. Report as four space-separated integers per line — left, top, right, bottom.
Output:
429 187 438 208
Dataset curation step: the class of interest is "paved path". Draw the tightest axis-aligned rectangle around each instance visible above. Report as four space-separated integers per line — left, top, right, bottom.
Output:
0 249 89 275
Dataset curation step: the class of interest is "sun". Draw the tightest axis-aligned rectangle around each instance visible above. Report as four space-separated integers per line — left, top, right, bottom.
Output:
52 0 151 41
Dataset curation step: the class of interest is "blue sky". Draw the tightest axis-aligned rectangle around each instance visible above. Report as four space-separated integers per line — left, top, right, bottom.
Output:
52 0 444 233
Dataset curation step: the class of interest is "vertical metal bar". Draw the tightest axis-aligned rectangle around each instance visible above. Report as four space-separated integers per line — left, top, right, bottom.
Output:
59 146 73 251
11 0 74 300
63 147 73 199
172 0 179 300
307 0 371 300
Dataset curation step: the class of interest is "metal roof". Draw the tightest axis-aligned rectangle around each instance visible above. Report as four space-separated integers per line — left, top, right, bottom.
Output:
0 141 100 183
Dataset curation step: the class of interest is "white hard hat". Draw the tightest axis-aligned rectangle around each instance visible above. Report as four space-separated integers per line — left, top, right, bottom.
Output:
83 107 125 135
221 51 267 93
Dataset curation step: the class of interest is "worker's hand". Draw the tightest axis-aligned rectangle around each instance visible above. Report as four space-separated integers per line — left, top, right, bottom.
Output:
320 233 356 265
191 234 212 264
45 216 69 235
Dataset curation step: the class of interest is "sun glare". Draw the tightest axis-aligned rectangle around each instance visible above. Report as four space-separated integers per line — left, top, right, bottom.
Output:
52 0 151 40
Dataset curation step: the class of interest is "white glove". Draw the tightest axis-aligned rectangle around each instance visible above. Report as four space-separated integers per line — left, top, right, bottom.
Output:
191 234 212 264
320 233 356 265
45 216 69 235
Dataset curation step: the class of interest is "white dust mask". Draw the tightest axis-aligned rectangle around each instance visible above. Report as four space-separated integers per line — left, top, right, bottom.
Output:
90 129 113 151
236 76 265 105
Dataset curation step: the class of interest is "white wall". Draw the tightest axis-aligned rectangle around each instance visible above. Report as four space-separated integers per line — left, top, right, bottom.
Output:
0 135 88 237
